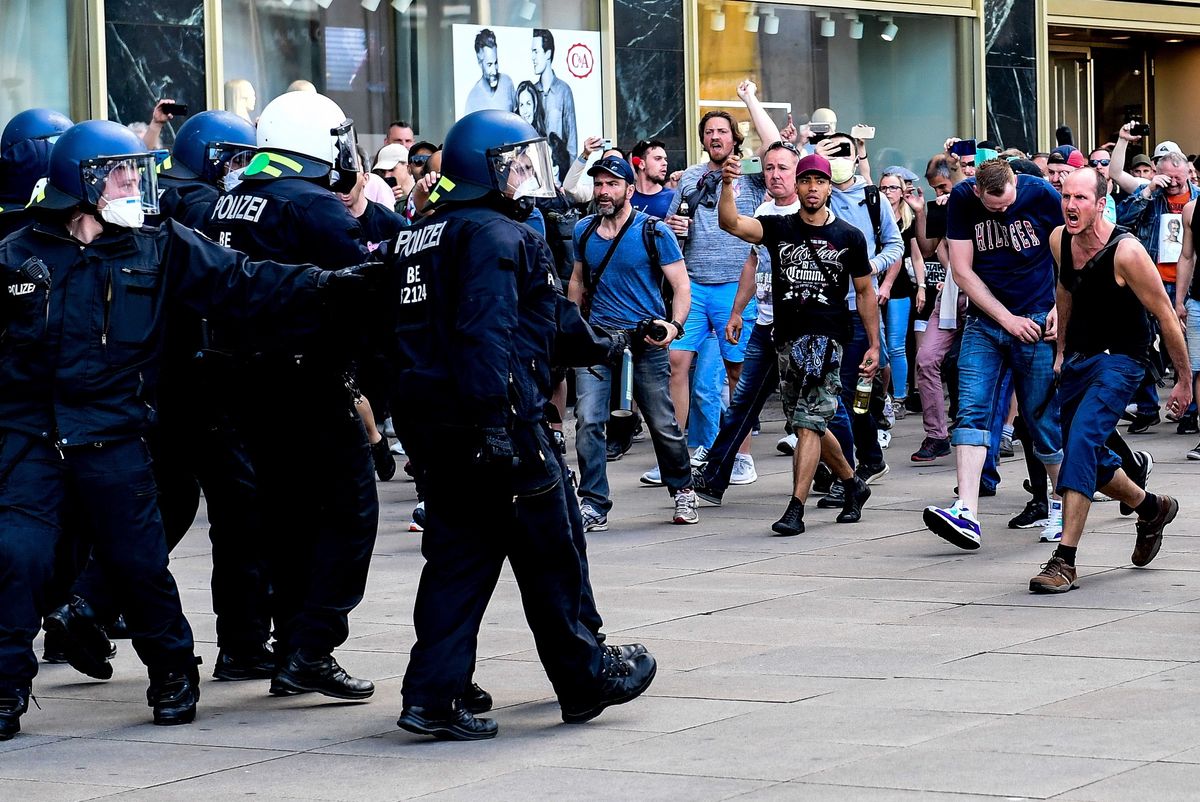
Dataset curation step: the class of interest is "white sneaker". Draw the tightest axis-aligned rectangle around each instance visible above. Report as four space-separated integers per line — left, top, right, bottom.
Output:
690 446 709 467
580 503 609 532
673 489 699 524
882 394 896 428
776 433 797 456
408 501 425 533
729 454 758 485
1093 491 1114 502
1040 498 1064 542
877 429 892 449
390 440 406 455
382 417 396 438
640 465 664 486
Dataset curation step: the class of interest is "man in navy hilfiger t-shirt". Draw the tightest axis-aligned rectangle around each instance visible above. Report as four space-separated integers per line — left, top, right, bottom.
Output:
924 159 1067 550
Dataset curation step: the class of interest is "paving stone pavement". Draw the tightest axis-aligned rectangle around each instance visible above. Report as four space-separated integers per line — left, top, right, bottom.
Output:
7 410 1200 801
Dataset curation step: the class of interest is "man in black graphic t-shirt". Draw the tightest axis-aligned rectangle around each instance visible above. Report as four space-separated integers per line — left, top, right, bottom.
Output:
720 153 878 537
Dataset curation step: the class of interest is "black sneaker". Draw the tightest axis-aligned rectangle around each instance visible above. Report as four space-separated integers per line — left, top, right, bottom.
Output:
1178 413 1199 435
855 462 889 485
213 644 276 681
812 463 834 495
605 440 624 462
911 437 951 462
691 467 724 506
42 606 70 664
462 682 493 714
1009 499 1050 529
270 651 374 700
816 480 845 509
398 703 498 741
43 596 114 680
1127 412 1161 434
147 661 200 726
1120 451 1154 516
771 497 805 536
0 686 30 741
561 649 657 724
606 643 648 661
836 477 872 523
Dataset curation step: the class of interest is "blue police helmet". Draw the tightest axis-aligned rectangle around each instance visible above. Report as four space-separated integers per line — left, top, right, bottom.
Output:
35 120 150 210
163 110 257 183
430 109 557 207
1 108 73 154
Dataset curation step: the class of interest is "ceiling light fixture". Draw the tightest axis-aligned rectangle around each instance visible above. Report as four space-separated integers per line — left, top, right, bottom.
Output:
391 0 414 12
711 4 726 32
763 9 779 35
314 0 333 8
817 12 835 38
518 0 537 20
745 9 760 33
847 14 863 40
361 0 382 9
880 16 898 41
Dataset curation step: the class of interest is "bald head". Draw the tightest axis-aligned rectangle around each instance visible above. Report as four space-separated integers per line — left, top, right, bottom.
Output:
1062 167 1107 202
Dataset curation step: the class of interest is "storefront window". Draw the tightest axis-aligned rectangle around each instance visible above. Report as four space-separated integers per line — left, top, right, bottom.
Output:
0 0 84 123
222 0 601 165
698 3 976 175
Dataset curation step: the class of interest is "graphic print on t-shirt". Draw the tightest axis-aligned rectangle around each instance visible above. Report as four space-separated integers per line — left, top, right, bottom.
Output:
776 237 845 306
1159 212 1184 265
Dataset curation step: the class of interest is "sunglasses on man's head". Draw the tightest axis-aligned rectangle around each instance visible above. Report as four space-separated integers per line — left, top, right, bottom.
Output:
1089 158 1111 167
409 154 432 167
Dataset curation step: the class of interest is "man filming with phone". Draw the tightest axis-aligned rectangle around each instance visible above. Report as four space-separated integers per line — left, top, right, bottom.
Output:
567 156 696 531
1110 121 1200 434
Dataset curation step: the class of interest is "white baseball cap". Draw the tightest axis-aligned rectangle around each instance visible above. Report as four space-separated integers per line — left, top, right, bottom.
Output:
1153 140 1183 161
373 143 409 171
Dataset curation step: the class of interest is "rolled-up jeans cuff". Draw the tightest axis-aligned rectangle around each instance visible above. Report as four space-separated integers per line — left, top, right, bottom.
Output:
950 428 989 448
1033 448 1064 465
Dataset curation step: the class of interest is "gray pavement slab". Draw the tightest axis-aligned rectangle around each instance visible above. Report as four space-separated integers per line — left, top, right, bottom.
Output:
8 413 1200 799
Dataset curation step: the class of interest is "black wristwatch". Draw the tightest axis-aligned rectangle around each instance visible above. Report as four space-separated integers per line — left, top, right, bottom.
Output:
669 319 685 337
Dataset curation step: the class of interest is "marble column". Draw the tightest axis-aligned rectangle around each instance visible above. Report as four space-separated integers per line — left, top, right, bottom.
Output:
613 0 687 171
984 0 1038 153
105 0 207 145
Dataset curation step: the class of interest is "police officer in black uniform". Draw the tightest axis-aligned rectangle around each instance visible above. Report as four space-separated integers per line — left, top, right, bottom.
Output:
0 108 73 239
202 90 378 702
52 110 276 683
0 120 372 741
385 110 656 742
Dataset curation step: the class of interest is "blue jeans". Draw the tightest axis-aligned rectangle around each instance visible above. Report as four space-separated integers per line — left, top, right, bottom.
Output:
688 333 727 450
953 313 1063 464
836 316 884 468
1133 281 1174 415
701 323 777 493
978 368 1012 492
575 345 691 513
1056 353 1145 497
882 296 912 399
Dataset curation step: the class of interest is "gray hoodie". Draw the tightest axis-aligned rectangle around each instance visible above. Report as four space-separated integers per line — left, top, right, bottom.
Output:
830 175 904 309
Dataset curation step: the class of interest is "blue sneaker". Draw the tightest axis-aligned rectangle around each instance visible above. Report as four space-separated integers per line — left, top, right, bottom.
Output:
924 502 982 550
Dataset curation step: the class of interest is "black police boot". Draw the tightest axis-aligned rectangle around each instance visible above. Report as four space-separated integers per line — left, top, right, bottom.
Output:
370 438 397 482
0 686 30 741
213 643 276 681
605 643 648 661
42 605 70 664
772 497 805 536
106 614 130 640
147 661 200 726
43 596 114 680
836 476 872 523
462 682 493 714
270 651 374 700
397 701 498 741
561 649 657 724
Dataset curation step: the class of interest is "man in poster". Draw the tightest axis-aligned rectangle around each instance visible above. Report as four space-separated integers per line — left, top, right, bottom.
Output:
532 28 577 173
466 29 516 114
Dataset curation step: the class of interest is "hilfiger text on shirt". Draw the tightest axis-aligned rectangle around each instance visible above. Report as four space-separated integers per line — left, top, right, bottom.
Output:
974 219 1042 252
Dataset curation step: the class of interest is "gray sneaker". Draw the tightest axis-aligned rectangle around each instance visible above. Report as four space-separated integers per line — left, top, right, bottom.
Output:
673 489 699 525
580 503 609 532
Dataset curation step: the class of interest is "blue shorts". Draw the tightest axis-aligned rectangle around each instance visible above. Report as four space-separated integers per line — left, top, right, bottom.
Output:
671 281 755 363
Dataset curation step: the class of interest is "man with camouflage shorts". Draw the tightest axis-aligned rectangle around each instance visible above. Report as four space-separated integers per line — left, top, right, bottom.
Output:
719 153 880 535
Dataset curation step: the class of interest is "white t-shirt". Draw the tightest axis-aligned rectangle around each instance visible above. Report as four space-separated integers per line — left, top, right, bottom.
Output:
1160 212 1184 264
753 199 801 325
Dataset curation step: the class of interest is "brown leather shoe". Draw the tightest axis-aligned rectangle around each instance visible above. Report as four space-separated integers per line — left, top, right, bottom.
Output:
1132 494 1178 567
1029 555 1077 593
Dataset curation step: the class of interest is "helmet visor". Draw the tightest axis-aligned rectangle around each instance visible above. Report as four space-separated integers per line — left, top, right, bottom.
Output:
207 142 257 174
487 138 556 200
331 119 359 174
80 152 163 214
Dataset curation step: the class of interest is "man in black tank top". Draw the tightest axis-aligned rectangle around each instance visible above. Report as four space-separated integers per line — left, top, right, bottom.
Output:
1030 169 1192 593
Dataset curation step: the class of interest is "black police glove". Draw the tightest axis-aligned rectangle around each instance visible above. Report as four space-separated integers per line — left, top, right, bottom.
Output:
604 329 630 366
475 426 514 467
316 261 383 293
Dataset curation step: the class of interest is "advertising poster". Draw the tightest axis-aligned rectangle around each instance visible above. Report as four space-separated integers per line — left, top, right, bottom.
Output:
452 23 602 183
